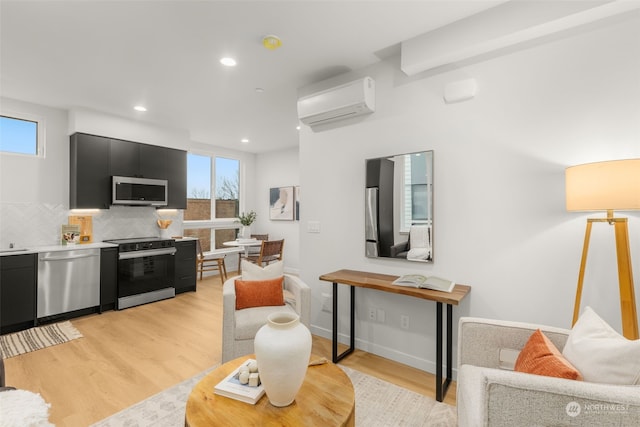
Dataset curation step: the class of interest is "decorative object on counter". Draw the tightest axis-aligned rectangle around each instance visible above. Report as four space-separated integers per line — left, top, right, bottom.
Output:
157 219 172 239
236 211 256 238
254 311 312 407
68 215 93 243
60 224 80 245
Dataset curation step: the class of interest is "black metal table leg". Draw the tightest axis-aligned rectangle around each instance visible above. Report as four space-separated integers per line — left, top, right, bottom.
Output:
435 302 453 402
332 282 355 363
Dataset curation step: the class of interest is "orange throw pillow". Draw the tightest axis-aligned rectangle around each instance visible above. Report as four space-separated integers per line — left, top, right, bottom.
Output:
235 277 285 310
514 329 583 380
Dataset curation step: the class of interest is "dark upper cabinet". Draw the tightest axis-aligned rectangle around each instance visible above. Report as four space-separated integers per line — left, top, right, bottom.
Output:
70 133 111 209
70 133 187 209
165 147 187 209
0 253 37 334
109 139 139 178
110 139 167 180
139 144 168 179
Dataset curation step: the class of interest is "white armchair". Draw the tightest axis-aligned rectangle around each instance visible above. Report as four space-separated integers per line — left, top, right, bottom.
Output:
457 317 640 426
222 273 311 363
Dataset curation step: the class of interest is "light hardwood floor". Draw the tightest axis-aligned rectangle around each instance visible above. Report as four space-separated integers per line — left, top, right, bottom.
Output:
3 276 456 426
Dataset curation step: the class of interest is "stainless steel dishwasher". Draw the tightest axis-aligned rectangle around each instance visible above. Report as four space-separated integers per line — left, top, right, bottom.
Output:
37 248 100 318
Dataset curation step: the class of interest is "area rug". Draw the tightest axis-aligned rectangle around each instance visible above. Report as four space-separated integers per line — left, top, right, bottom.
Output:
91 365 456 427
0 321 83 359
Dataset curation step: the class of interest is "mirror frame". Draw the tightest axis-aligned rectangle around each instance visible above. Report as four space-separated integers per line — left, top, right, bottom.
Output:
365 150 433 263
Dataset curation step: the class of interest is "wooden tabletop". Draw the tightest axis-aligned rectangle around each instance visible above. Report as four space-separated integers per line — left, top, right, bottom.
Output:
185 354 355 427
319 269 471 306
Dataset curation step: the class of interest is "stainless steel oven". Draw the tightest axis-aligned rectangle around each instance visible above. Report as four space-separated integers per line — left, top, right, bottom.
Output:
104 237 176 309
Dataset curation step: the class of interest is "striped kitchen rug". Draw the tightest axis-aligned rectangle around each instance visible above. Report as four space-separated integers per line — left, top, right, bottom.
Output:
0 321 83 359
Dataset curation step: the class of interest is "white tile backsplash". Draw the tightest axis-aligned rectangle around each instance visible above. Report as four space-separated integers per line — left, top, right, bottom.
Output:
0 202 183 249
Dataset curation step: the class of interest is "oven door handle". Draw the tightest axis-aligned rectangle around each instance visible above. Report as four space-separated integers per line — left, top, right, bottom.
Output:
118 247 177 260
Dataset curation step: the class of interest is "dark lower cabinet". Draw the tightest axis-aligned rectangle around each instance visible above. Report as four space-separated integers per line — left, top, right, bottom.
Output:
0 254 37 334
100 247 118 311
174 240 197 294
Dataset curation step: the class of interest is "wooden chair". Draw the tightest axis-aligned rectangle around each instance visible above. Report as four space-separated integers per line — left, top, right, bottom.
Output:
238 233 268 267
245 239 284 267
196 240 227 284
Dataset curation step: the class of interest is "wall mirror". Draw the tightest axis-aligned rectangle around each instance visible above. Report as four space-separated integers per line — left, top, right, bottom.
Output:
365 150 433 262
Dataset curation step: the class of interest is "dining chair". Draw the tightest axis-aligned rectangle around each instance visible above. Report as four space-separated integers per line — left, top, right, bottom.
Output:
245 239 284 267
196 239 228 284
238 233 269 268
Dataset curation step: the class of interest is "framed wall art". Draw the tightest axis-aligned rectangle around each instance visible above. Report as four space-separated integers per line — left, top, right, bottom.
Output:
269 186 295 220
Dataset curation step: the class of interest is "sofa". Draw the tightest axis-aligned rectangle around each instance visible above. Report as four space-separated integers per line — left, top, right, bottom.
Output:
457 316 640 426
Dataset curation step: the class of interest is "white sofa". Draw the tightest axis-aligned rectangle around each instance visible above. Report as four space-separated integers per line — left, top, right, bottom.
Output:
457 317 640 426
221 273 311 363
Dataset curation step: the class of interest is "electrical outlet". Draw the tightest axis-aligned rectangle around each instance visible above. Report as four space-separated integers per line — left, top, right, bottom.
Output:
377 308 385 323
321 293 332 312
400 315 409 329
368 307 376 321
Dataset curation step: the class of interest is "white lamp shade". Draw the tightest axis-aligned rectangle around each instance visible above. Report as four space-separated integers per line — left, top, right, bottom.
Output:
566 159 640 211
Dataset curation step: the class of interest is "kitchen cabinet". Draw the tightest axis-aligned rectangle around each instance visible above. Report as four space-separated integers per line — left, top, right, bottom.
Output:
110 138 167 180
69 132 187 209
70 133 111 209
100 247 118 311
0 254 37 334
165 147 187 209
174 240 197 294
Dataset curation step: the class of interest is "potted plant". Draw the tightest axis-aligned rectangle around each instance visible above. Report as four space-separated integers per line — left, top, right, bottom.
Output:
237 211 257 239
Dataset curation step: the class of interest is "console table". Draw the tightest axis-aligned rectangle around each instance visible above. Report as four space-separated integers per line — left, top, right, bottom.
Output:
319 269 471 402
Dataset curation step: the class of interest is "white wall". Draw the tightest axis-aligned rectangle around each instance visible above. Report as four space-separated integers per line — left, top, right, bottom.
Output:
299 15 640 373
254 147 301 274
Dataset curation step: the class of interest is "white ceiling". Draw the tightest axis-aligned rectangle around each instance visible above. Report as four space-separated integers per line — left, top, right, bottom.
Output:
0 0 507 153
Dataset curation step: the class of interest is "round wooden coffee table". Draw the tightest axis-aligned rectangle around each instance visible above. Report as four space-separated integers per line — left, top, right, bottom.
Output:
185 354 355 426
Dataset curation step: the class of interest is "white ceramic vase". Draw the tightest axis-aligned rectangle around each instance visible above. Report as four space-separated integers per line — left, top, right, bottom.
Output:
239 225 251 239
254 312 312 407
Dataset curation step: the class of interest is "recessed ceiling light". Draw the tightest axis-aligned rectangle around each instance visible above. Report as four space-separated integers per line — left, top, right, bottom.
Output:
134 105 147 112
262 35 282 50
255 88 265 93
296 126 301 131
220 57 237 66
241 138 250 144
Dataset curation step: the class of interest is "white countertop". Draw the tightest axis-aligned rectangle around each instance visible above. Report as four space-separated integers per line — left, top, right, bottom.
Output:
0 242 117 257
0 237 200 257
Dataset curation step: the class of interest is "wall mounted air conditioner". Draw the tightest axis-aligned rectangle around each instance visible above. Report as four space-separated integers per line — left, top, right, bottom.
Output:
297 76 375 127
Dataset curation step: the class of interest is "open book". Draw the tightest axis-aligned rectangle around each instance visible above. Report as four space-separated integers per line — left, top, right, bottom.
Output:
392 274 455 293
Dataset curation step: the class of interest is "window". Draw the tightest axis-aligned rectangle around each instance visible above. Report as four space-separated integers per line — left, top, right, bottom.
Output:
0 115 40 156
183 153 240 251
400 152 432 231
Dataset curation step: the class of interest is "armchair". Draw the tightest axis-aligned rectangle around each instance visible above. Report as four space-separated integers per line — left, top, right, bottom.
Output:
222 273 310 363
457 317 640 426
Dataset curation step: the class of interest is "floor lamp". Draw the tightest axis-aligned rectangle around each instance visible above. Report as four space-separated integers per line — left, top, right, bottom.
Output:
566 159 640 340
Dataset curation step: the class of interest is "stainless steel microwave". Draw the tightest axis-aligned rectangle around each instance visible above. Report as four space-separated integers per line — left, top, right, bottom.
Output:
112 176 168 206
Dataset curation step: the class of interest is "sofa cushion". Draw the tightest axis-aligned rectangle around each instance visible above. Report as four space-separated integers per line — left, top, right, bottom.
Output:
234 277 284 310
241 260 283 280
514 329 583 380
234 303 296 340
562 306 640 385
